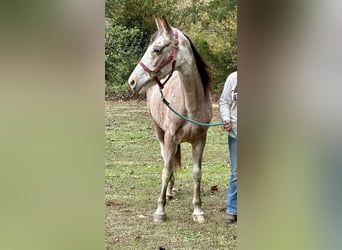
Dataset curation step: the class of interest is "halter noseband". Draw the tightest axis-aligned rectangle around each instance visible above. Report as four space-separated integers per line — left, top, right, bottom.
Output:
139 29 179 89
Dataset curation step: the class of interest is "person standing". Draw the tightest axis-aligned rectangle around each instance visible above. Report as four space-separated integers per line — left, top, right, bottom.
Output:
219 71 237 224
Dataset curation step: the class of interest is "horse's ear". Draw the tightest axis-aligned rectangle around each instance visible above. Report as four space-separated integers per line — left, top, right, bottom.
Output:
161 16 172 33
155 17 162 30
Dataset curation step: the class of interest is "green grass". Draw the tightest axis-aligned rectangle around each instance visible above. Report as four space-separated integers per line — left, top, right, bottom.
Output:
105 100 237 250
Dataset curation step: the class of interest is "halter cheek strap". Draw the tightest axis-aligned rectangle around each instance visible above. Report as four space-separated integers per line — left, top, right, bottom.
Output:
139 29 179 89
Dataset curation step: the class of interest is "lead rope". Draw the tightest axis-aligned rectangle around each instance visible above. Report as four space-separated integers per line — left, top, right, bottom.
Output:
160 90 237 138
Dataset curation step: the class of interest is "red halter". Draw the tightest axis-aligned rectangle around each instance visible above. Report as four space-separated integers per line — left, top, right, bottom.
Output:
139 29 179 89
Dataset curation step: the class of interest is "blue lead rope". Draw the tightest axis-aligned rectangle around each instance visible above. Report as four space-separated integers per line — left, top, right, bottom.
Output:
161 95 237 138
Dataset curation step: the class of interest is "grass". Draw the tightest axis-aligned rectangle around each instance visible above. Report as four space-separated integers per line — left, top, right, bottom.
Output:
105 100 237 250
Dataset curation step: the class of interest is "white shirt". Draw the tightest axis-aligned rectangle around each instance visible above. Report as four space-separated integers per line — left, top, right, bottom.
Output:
219 71 237 138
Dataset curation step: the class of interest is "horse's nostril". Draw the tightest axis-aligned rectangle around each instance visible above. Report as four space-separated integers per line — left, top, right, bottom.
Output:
130 79 135 86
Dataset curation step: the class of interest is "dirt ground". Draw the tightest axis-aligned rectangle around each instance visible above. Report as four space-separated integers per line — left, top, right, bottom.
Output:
105 100 237 249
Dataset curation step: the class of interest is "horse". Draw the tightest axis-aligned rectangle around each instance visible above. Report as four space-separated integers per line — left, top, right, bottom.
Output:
128 17 212 224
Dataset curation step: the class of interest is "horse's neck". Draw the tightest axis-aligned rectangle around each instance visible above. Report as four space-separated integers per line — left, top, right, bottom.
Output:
178 62 206 114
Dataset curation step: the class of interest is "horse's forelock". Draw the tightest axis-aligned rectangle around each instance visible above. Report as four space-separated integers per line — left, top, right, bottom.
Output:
149 29 164 44
150 31 158 44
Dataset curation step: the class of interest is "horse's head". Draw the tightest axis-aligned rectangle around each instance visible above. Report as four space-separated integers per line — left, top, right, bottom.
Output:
128 17 179 93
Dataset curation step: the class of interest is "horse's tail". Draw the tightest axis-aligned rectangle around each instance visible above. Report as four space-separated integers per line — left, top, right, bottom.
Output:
175 144 181 173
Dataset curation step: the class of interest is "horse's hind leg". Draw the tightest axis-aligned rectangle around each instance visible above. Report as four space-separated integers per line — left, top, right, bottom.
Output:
191 136 207 224
154 134 177 223
166 173 175 199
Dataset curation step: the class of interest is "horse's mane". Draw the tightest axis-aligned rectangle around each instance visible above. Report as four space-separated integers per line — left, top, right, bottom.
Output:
181 32 211 95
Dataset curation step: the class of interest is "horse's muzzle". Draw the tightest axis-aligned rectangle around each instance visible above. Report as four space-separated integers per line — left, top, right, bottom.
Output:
128 75 140 93
129 78 136 91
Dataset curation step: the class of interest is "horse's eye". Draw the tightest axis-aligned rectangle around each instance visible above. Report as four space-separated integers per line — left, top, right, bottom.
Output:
152 47 161 55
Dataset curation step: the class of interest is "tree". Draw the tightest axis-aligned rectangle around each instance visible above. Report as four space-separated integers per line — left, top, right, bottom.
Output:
105 19 144 99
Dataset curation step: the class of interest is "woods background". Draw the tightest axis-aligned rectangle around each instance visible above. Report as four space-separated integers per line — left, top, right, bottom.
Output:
105 0 237 99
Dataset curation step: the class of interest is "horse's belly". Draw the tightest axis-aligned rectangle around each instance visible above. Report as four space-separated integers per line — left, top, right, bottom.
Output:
177 124 208 143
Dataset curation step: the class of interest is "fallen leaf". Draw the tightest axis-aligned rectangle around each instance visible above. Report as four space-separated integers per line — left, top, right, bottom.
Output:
105 200 120 207
219 205 227 211
210 185 218 191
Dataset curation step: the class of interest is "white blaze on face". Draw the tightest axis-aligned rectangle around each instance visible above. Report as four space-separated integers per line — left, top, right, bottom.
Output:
128 48 151 92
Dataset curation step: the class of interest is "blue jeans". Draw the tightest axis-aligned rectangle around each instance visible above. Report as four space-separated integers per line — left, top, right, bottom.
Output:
227 135 237 215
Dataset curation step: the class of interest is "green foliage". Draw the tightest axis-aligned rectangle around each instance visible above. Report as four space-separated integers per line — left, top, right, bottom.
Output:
105 19 144 99
105 0 237 98
181 0 237 91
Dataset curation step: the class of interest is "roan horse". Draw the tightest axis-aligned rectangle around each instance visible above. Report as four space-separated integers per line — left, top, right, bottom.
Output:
128 17 212 224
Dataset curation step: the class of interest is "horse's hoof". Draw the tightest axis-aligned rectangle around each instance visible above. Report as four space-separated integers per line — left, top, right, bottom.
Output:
166 188 177 199
166 194 174 200
166 191 176 199
192 214 206 224
153 213 167 223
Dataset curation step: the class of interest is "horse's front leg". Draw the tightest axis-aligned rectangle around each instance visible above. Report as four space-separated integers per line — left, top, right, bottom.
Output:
153 136 177 223
191 136 207 224
159 141 175 199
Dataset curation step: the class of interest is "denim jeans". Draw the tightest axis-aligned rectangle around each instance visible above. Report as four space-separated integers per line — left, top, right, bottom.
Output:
227 135 237 215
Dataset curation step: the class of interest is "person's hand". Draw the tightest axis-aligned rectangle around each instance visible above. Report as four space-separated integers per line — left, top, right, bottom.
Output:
223 120 232 132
